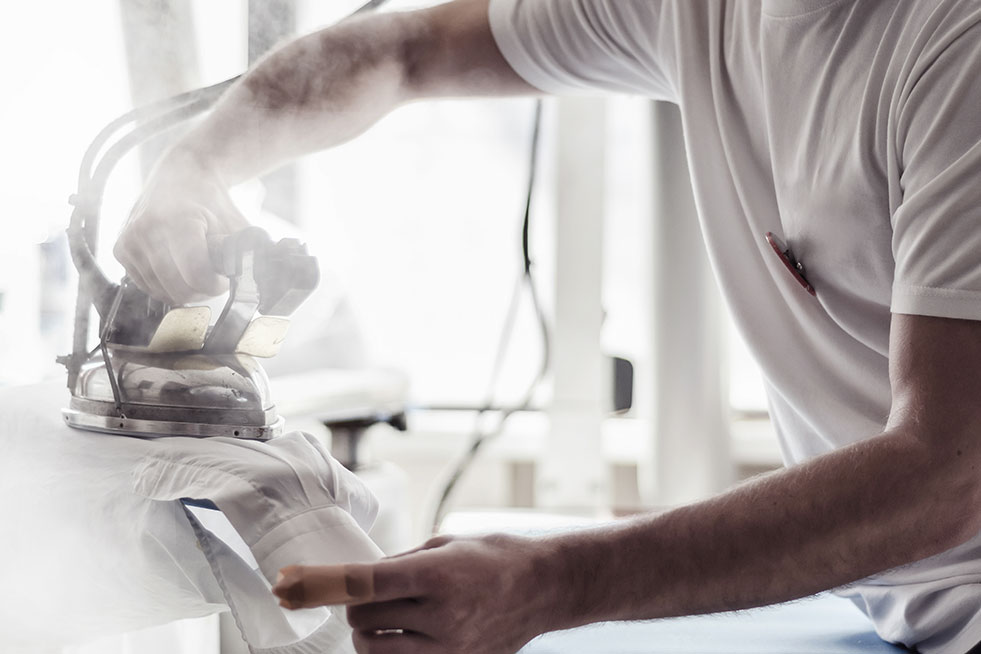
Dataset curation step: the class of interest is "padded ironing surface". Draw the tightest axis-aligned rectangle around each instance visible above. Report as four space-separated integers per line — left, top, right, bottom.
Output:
521 593 907 653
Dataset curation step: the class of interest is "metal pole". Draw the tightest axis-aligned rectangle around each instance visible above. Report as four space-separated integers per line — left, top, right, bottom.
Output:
537 97 609 511
645 101 732 507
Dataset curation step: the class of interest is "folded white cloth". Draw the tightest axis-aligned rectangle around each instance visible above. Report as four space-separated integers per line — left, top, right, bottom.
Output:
0 382 382 653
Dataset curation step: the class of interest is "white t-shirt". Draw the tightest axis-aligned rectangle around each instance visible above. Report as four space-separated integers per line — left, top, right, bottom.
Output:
488 0 981 652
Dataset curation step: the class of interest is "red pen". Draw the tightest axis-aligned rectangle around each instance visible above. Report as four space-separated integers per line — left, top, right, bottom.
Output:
765 232 815 296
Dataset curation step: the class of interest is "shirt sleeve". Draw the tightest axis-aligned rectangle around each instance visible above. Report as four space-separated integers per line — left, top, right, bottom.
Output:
890 17 981 320
488 0 677 100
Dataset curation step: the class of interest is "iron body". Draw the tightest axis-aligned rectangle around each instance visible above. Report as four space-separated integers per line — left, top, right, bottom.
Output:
64 349 283 440
57 0 394 441
62 203 317 439
62 229 317 440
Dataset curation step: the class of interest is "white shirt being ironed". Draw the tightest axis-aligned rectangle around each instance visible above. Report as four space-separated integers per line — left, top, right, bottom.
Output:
0 382 382 653
488 0 981 652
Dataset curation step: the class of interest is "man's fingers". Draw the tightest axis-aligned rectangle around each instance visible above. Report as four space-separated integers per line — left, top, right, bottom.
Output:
145 244 202 306
274 563 377 609
114 221 200 304
168 213 226 298
353 631 436 654
273 537 461 610
113 242 153 297
347 599 436 637
116 193 244 304
214 189 252 233
370 555 431 602
274 555 433 609
119 239 172 303
352 629 435 654
384 535 454 560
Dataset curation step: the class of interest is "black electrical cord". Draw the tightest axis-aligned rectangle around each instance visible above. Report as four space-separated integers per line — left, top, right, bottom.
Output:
78 77 239 190
430 99 550 534
522 101 542 274
74 0 397 230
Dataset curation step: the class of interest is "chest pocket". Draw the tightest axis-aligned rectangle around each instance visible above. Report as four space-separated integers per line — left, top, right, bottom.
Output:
772 154 894 309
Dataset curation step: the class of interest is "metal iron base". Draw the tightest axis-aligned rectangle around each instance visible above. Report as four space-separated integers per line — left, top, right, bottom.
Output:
62 403 282 440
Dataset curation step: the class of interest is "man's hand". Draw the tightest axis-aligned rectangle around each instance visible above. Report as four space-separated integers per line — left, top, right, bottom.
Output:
276 314 981 649
113 148 249 304
273 534 567 654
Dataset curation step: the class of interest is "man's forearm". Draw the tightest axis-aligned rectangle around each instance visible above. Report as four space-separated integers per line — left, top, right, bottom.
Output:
166 12 422 185
543 426 981 628
114 0 533 305
162 0 534 185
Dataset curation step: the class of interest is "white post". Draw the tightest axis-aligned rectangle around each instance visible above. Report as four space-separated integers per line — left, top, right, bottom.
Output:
537 97 609 511
644 101 732 507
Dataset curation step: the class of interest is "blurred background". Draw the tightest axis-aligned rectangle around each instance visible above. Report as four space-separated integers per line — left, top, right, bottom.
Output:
0 1 783 650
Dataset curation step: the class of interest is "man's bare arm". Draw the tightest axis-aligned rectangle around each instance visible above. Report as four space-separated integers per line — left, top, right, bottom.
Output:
114 0 536 303
273 313 981 653
182 0 535 184
546 313 981 624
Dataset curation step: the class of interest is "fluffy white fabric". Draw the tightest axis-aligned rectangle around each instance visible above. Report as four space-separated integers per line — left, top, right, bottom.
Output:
0 382 381 653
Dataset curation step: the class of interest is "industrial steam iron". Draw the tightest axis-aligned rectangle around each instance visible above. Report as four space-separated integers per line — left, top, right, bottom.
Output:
61 227 318 440
59 77 318 440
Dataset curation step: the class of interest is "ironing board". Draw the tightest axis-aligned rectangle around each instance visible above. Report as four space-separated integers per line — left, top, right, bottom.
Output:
522 593 906 653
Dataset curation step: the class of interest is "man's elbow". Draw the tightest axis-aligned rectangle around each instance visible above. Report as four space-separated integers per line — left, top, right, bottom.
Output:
909 421 981 553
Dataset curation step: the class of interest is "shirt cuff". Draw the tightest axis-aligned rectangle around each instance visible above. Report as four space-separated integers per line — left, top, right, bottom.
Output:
251 505 383 585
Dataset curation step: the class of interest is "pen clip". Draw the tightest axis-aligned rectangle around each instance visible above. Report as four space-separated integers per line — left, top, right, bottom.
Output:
765 232 815 296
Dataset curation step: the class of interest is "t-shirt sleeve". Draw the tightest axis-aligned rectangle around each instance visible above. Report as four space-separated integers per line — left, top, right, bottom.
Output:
488 0 677 100
890 18 981 320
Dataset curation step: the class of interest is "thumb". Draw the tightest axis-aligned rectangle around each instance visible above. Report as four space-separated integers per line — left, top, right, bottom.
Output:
210 184 252 234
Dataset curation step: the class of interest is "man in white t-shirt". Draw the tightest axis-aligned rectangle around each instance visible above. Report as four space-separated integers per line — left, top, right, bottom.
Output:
114 1 981 652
